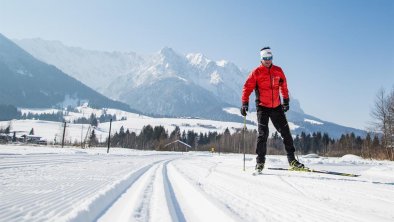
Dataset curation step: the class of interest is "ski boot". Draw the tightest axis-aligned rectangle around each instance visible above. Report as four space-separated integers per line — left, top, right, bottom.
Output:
255 162 265 174
289 159 307 171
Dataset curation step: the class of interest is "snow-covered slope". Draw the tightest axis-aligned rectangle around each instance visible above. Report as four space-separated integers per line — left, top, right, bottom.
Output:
0 145 393 222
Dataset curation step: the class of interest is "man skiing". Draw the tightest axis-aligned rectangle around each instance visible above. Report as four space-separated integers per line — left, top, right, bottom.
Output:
241 47 305 173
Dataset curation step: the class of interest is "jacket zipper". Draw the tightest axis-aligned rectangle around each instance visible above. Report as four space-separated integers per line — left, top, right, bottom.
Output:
269 67 274 107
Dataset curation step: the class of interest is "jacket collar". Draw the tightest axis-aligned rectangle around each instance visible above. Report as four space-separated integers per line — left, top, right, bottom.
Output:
259 63 274 70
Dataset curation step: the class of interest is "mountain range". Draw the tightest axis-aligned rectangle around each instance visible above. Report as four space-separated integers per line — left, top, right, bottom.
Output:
15 38 305 115
8 36 366 138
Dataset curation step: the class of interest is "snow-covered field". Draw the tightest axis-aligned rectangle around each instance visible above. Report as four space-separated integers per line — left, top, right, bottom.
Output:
1 107 261 144
0 145 393 222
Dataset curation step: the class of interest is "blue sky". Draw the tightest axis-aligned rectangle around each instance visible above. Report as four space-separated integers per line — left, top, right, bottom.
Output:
1 0 393 129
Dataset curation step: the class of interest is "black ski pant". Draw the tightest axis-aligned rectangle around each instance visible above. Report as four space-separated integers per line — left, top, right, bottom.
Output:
256 105 295 164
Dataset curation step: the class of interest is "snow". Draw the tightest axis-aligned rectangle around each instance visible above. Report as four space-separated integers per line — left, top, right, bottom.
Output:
0 145 393 222
186 53 211 67
340 154 364 161
303 153 320 158
216 60 228 67
209 71 223 85
176 76 188 82
304 118 323 125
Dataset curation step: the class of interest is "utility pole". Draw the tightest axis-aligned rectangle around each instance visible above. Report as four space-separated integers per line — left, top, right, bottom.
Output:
62 121 66 148
218 135 221 156
107 119 112 153
81 110 84 148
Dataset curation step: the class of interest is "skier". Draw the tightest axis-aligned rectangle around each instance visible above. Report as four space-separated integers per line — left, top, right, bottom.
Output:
241 47 305 173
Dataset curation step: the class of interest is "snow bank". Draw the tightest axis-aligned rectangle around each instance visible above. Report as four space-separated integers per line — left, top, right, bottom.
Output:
303 153 320 158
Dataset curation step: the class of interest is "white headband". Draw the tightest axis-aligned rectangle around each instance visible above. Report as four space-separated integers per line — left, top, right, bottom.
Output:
260 49 273 60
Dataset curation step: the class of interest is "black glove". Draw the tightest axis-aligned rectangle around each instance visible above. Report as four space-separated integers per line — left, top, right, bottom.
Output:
240 102 249 116
282 98 289 112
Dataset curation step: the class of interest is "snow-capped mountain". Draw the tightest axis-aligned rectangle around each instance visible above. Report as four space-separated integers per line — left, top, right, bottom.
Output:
14 38 143 95
0 34 133 111
15 39 245 106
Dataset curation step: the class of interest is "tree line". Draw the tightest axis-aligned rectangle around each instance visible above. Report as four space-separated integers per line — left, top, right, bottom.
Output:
86 123 389 160
21 111 65 122
0 104 120 125
73 113 120 126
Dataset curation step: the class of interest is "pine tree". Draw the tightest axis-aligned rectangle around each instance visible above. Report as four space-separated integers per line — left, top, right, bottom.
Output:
170 126 181 140
140 125 154 149
181 130 187 142
322 133 330 155
294 134 301 152
186 130 196 147
89 129 98 147
29 128 34 135
153 126 167 141
300 132 307 153
5 126 10 134
90 113 98 127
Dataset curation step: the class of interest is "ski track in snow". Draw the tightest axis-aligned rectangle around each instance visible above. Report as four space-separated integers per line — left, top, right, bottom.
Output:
0 145 394 222
169 157 394 222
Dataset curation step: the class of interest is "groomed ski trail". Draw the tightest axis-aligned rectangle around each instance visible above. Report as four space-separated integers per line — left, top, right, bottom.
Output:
98 158 237 222
1 146 393 222
97 159 184 222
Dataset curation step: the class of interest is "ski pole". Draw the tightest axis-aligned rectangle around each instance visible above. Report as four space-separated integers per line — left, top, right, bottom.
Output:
284 112 300 161
243 115 246 171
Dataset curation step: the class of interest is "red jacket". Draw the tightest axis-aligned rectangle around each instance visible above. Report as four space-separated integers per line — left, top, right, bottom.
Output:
242 64 289 108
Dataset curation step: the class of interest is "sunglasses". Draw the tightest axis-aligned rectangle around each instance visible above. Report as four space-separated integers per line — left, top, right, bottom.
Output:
262 56 273 61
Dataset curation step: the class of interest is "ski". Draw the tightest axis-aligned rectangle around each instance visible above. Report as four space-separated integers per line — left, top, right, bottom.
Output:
268 167 360 177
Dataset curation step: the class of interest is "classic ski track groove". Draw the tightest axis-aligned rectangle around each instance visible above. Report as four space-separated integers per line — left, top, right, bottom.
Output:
277 175 308 197
162 160 187 222
97 158 185 222
132 163 158 222
167 160 239 222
